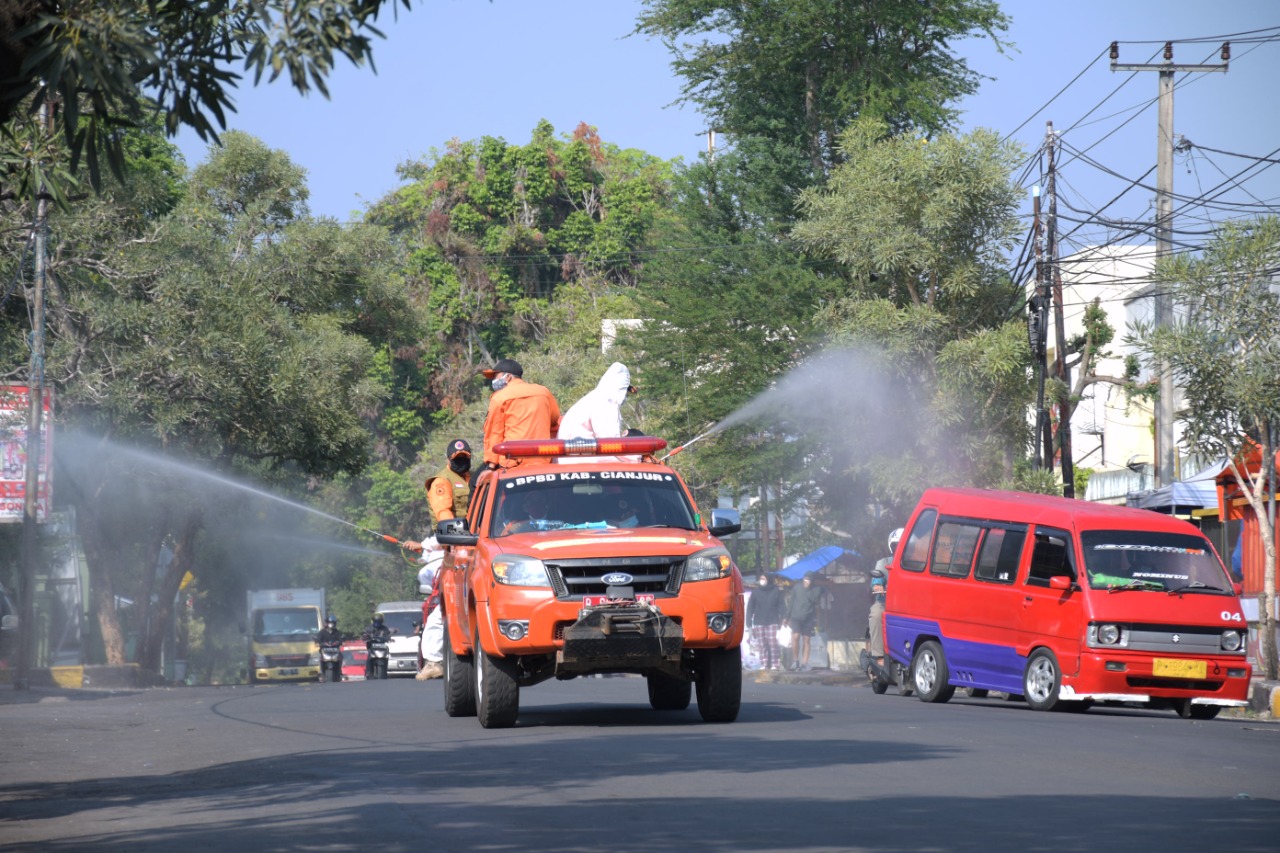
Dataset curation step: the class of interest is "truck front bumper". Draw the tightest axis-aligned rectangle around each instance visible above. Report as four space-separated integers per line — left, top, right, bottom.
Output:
556 605 684 675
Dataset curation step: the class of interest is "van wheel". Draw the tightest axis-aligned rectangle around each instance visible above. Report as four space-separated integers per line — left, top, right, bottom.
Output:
474 629 520 729
647 672 692 710
1023 649 1062 712
695 646 742 722
912 641 954 703
442 617 475 717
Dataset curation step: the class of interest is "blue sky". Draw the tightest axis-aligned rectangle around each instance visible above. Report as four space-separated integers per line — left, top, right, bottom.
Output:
176 0 1279 240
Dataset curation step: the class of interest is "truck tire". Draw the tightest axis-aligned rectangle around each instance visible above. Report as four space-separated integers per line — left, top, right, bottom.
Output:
474 629 520 729
442 617 476 717
647 672 692 710
695 646 742 723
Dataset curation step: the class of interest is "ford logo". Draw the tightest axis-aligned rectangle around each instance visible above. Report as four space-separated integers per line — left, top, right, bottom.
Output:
601 572 634 586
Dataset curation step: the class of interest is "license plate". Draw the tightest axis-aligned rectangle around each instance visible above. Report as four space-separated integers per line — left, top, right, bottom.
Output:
280 668 299 676
1152 658 1207 679
582 593 655 607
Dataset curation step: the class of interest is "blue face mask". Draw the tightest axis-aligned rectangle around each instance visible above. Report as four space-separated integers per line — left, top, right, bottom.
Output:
491 375 509 391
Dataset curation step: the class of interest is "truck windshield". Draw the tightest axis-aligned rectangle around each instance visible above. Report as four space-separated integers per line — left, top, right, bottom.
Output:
1080 530 1233 593
254 609 320 639
492 473 698 538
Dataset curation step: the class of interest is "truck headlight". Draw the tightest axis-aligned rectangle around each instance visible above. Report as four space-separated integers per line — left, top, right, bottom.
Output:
308 653 320 666
493 554 550 587
253 654 268 668
685 547 733 582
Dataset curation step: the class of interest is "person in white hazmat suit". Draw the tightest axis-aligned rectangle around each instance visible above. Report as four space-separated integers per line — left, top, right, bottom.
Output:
415 537 446 680
556 362 636 464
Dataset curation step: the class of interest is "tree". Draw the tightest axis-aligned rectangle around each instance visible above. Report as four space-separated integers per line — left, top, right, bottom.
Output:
1 0 412 200
791 118 1031 518
365 121 670 420
634 0 1010 176
3 130 414 670
1132 217 1280 679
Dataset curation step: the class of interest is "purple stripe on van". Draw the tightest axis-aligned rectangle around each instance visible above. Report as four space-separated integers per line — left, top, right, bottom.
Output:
887 614 1026 696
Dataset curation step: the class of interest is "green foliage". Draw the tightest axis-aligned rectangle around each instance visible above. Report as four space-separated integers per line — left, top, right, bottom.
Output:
635 0 1011 175
1 0 412 200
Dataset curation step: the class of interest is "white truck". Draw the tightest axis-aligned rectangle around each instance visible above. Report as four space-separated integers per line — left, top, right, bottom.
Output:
246 588 325 684
375 600 424 676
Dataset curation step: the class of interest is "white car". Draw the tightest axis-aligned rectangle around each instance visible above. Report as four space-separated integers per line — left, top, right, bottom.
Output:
375 602 423 676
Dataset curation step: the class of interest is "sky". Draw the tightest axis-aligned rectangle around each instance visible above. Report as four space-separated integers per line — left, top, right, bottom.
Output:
175 0 1280 245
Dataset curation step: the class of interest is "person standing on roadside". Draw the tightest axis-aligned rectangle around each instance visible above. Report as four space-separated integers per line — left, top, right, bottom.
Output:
746 573 786 671
784 572 823 671
478 358 561 477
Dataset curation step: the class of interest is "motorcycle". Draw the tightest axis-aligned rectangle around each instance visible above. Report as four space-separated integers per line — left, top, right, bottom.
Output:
319 640 343 683
861 648 913 697
365 635 390 680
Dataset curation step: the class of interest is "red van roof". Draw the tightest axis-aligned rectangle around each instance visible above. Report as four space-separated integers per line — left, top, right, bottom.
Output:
917 487 1204 534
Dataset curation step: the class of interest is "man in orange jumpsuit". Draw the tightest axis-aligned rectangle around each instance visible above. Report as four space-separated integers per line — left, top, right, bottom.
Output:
479 358 561 472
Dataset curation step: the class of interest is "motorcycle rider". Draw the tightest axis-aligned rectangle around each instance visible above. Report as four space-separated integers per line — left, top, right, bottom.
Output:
361 612 393 680
863 528 903 683
316 613 343 682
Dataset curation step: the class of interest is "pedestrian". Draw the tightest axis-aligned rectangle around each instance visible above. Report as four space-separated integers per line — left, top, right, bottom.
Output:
556 361 636 464
746 573 786 671
784 572 824 671
478 358 561 476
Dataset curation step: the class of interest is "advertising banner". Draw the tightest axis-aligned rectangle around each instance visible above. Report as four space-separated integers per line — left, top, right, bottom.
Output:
0 384 53 523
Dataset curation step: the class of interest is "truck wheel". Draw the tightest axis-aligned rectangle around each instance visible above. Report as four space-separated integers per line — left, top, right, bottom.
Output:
912 641 955 703
1023 649 1061 712
442 617 475 717
695 646 742 723
474 629 520 729
647 673 692 710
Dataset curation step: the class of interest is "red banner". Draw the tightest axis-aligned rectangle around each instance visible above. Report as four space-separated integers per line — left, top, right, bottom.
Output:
0 384 53 523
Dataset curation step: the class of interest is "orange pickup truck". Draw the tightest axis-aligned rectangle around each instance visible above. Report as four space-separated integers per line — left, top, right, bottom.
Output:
435 436 745 728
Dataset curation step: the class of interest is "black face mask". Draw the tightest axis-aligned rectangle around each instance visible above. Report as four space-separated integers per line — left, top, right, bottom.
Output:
449 457 471 476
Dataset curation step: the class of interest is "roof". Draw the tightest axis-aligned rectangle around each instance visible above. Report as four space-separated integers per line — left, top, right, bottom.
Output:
918 487 1200 534
777 545 851 580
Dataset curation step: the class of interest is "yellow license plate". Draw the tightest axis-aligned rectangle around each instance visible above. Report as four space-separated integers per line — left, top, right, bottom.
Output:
1152 658 1207 679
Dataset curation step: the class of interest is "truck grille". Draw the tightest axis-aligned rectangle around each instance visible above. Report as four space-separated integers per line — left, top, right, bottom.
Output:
547 556 683 599
267 655 309 667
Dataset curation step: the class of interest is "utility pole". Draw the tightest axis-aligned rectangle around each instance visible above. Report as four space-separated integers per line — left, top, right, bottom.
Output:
16 100 52 690
1111 40 1228 487
1045 123 1076 497
1030 182 1050 470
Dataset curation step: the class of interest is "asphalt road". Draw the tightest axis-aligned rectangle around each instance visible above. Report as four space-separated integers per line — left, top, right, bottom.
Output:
1 675 1278 852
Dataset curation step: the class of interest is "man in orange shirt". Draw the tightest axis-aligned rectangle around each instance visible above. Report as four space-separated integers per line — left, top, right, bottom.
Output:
480 358 561 472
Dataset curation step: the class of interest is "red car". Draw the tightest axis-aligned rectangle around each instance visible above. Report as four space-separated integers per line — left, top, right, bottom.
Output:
341 639 368 681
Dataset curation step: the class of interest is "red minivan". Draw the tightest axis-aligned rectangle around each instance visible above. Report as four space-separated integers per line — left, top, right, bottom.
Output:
883 488 1251 718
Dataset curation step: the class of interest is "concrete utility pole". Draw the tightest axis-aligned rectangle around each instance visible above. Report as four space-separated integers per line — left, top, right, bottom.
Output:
1111 40 1228 487
16 100 52 690
1045 123 1076 498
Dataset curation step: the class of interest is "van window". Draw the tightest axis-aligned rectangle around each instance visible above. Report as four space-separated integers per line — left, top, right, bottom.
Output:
1028 527 1076 586
975 527 1026 584
1081 530 1234 592
931 522 981 578
901 509 937 572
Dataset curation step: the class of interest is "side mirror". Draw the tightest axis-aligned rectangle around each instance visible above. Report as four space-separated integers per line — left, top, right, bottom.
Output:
437 517 478 547
1049 575 1074 591
0 614 17 630
708 507 742 537
1233 581 1244 596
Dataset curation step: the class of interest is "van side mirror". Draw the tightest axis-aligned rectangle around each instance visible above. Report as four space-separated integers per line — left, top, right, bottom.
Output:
1049 575 1073 591
1233 581 1243 596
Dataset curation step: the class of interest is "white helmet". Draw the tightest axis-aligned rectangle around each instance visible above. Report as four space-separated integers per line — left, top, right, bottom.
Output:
887 528 904 553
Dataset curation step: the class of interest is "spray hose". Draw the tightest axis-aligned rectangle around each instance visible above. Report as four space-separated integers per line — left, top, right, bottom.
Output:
658 427 716 462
